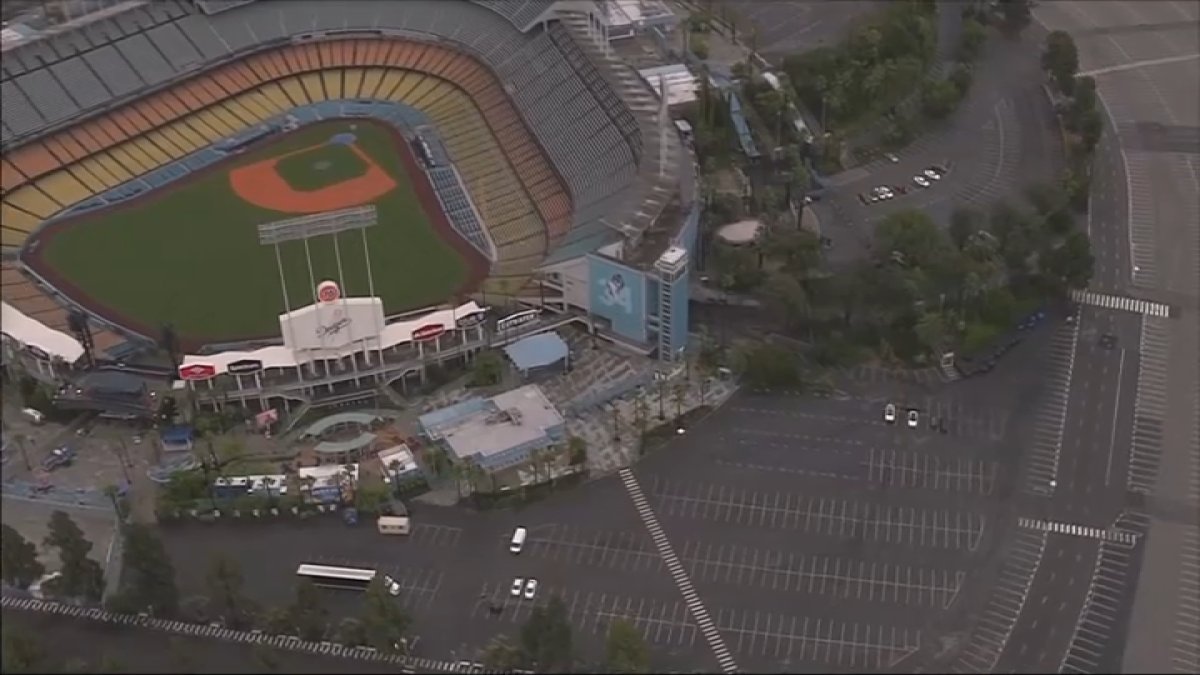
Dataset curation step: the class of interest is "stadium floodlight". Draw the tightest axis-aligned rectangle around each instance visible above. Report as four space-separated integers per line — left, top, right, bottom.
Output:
256 205 385 377
256 205 377 245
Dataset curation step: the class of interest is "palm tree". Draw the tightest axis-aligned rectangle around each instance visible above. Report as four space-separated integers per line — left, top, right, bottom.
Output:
655 379 667 420
387 459 403 495
339 464 357 505
672 381 687 421
102 484 124 528
633 391 651 440
261 476 277 505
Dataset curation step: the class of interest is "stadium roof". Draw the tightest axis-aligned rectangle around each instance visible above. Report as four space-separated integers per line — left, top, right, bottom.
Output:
1 301 85 362
503 333 568 371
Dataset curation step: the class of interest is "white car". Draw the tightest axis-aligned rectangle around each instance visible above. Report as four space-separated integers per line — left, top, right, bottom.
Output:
884 404 897 424
523 578 538 600
923 169 941 181
906 410 920 428
511 578 524 597
913 175 931 188
884 152 900 163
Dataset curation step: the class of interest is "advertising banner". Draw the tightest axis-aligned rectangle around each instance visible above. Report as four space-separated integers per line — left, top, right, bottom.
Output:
587 255 646 343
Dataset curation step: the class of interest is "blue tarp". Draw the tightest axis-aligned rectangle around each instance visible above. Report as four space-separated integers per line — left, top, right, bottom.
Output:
503 333 569 372
418 398 487 434
161 425 194 445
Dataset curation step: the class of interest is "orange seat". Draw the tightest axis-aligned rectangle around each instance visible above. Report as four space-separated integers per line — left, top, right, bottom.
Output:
10 142 62 181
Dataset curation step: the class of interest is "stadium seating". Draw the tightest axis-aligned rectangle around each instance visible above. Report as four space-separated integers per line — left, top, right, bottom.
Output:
1 0 648 310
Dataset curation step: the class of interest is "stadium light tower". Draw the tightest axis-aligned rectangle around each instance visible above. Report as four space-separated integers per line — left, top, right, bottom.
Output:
257 206 385 373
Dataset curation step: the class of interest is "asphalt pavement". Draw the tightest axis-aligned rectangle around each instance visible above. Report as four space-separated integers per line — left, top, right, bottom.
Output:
973 2 1200 673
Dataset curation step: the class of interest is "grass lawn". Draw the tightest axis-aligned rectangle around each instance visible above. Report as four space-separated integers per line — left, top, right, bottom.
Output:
39 120 468 342
274 142 367 192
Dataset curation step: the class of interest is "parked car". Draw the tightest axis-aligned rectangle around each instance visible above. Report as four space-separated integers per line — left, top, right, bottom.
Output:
913 175 931 188
511 578 524 597
906 410 920 429
41 447 75 472
523 578 539 600
923 168 942 181
884 403 897 424
884 152 900 163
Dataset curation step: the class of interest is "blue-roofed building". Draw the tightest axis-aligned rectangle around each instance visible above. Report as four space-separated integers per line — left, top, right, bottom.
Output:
416 385 565 473
503 333 570 381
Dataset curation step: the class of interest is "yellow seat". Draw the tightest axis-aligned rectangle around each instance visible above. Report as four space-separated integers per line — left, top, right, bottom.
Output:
2 228 27 248
132 136 171 167
255 85 293 116
279 76 311 106
216 100 254 128
95 151 136 183
107 146 149 176
322 70 343 99
5 187 60 220
145 130 185 160
299 73 326 102
234 92 271 121
120 141 158 172
2 203 41 232
72 156 118 190
37 171 90 209
161 123 200 154
195 109 236 138
180 116 222 145
344 68 365 98
359 68 386 98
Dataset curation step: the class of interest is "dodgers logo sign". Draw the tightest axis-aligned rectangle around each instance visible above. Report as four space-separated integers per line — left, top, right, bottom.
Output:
598 272 632 314
588 255 646 342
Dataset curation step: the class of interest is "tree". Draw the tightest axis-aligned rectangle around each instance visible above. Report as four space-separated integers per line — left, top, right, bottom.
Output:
1042 230 1095 290
921 77 962 120
207 553 253 629
118 522 179 616
335 617 367 647
469 350 505 387
289 579 329 641
764 226 820 274
949 207 979 250
1 625 45 673
999 0 1032 34
738 343 802 389
567 437 588 466
1077 106 1104 153
875 209 954 270
1026 182 1067 216
1 524 44 589
958 18 987 62
356 480 393 514
361 575 411 654
606 619 651 673
1069 76 1098 127
763 272 811 332
671 381 687 421
43 510 104 602
914 311 948 355
520 594 574 672
1042 30 1079 95
480 633 525 671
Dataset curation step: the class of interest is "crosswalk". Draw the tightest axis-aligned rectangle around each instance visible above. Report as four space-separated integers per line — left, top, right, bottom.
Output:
1070 289 1172 317
619 469 738 673
1017 517 1139 545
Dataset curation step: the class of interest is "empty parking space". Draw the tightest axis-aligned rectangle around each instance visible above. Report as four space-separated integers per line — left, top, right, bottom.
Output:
646 478 987 551
712 609 921 671
951 530 1048 673
867 448 998 495
677 541 965 609
1061 513 1146 673
1023 324 1079 496
303 556 444 610
916 397 1012 441
521 524 662 573
405 523 463 548
727 398 1008 444
471 583 698 650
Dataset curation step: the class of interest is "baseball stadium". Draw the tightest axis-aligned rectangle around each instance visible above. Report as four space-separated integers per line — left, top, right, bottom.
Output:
0 0 696 411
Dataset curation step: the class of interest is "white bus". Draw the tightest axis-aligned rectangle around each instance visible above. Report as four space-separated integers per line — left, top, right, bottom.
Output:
295 564 400 596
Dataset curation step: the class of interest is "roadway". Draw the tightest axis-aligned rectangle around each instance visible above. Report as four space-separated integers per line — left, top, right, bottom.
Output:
987 2 1200 673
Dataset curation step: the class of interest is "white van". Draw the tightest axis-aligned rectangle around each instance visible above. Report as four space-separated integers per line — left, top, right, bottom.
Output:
21 408 45 425
377 515 411 535
509 527 527 554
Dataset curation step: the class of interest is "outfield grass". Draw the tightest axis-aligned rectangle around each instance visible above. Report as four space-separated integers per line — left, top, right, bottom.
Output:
39 121 469 342
274 142 367 192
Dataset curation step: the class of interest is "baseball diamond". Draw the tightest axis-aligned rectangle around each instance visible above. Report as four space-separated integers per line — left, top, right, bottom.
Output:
22 120 486 345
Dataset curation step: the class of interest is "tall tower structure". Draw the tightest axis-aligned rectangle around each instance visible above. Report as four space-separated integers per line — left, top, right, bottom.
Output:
655 246 689 362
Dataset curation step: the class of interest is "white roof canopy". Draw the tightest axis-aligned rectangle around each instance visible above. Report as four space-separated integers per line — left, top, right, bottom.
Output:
1 301 85 362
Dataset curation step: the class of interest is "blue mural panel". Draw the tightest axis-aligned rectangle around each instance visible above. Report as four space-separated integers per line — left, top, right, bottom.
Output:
588 255 647 342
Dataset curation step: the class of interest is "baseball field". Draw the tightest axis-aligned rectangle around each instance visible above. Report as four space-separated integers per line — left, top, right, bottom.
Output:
25 119 488 346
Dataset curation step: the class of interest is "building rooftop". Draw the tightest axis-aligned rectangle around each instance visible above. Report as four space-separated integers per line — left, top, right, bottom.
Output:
426 385 564 462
